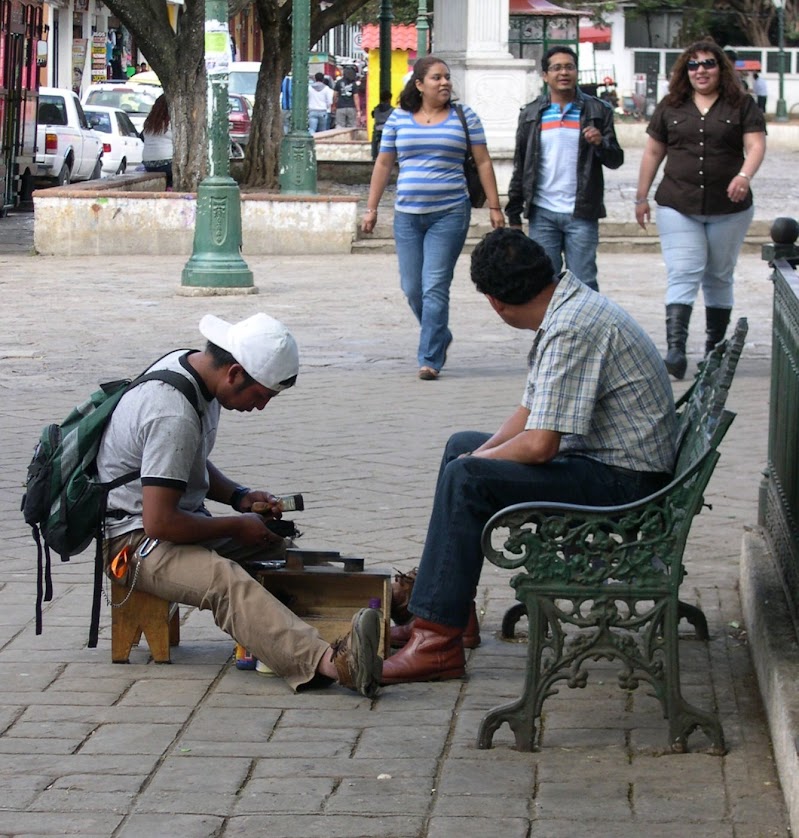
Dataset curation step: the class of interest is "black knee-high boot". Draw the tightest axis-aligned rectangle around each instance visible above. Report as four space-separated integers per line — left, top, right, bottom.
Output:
705 307 731 355
664 304 692 380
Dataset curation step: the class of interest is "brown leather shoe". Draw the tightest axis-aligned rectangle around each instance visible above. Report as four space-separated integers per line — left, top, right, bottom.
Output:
390 567 418 626
331 608 382 698
391 602 481 649
381 618 466 684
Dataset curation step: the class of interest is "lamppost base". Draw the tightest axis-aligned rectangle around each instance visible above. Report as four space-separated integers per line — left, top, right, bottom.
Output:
182 177 253 288
776 99 789 123
278 133 317 195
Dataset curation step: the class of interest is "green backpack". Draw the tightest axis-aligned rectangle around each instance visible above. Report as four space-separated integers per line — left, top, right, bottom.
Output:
22 359 201 648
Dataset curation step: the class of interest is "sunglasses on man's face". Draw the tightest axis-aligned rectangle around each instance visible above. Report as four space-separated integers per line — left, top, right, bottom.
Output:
687 58 718 71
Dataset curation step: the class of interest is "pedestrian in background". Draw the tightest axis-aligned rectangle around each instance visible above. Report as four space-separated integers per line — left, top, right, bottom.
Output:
142 94 173 189
280 72 292 135
506 45 623 292
360 55 504 381
308 72 333 134
752 72 768 113
370 89 394 160
635 39 766 380
333 66 361 128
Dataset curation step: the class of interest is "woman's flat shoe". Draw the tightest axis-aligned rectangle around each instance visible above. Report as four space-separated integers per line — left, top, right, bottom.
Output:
418 367 439 380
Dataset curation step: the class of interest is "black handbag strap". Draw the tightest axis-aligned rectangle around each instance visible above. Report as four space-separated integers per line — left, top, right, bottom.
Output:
454 105 472 159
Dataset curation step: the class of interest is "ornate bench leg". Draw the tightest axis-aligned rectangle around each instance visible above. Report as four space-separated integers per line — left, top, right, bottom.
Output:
479 595 546 751
663 602 726 754
677 600 709 641
501 603 527 639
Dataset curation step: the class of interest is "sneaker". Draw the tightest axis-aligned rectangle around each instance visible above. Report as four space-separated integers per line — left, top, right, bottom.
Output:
331 608 382 698
255 659 276 676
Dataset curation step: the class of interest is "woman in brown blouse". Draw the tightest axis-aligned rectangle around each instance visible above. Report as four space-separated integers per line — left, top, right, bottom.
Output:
635 40 766 379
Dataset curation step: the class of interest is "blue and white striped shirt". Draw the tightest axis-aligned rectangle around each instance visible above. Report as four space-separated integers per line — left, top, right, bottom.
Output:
379 105 486 214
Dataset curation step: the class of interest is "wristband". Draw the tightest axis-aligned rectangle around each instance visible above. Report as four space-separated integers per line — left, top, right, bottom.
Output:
737 172 751 180
229 486 251 512
364 208 377 214
634 198 649 205
488 206 502 211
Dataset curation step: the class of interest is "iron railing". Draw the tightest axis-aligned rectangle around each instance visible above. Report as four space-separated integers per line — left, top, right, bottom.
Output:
760 221 799 632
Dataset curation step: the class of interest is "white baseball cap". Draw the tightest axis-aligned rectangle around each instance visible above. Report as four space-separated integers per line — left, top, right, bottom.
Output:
199 313 299 391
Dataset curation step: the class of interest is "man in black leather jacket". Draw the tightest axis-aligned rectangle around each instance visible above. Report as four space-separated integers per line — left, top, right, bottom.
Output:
506 47 624 291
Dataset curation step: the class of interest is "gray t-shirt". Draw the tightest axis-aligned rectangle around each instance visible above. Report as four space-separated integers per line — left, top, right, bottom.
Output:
96 350 220 537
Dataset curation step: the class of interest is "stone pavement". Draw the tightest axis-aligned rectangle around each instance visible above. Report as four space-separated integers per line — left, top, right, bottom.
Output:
0 153 794 837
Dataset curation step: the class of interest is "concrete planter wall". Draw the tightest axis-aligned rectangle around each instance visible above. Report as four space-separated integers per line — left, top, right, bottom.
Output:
33 173 358 257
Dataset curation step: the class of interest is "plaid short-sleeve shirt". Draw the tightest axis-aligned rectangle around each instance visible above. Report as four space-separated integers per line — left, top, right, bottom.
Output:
522 271 677 474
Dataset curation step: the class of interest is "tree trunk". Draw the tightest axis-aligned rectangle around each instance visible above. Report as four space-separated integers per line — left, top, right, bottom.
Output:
243 1 290 189
101 0 207 191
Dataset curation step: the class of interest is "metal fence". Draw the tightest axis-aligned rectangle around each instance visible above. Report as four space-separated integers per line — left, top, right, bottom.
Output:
760 234 799 633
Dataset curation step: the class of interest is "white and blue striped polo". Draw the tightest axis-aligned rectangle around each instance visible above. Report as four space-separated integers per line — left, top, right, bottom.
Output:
535 99 582 214
379 105 486 214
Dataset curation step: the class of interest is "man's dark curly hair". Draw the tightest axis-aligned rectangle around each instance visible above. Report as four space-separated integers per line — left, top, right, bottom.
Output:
470 229 556 305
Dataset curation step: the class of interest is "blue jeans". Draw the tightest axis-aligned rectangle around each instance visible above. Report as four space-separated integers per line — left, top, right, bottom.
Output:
308 110 327 133
656 204 754 308
528 206 599 291
394 200 471 370
408 431 671 628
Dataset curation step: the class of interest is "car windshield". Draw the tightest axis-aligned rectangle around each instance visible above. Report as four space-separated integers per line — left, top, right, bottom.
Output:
229 72 258 97
86 112 112 133
85 89 158 116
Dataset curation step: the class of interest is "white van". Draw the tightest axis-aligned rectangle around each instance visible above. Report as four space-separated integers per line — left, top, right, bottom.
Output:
228 61 260 106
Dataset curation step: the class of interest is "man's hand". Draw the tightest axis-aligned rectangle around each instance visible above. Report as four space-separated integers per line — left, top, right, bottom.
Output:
582 124 603 146
237 490 282 517
236 512 284 547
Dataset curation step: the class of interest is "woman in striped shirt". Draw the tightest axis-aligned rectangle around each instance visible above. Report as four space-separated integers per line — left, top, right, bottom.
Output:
361 56 504 380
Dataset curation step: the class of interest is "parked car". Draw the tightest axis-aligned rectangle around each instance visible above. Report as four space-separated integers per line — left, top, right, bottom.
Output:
81 82 161 132
228 93 251 146
35 87 103 186
83 106 144 175
228 61 260 108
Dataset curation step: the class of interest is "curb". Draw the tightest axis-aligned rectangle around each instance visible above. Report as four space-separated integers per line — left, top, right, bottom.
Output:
740 527 799 836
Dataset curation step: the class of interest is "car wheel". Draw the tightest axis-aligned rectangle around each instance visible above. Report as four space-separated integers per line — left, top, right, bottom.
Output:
56 163 72 186
116 158 127 175
90 158 103 180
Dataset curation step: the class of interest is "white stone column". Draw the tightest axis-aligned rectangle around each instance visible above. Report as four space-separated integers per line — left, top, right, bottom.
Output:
433 0 536 194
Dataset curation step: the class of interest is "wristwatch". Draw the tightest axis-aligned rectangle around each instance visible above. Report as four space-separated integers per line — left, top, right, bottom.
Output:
229 485 251 512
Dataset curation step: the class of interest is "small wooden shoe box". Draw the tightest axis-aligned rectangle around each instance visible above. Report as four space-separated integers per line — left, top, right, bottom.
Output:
249 550 391 658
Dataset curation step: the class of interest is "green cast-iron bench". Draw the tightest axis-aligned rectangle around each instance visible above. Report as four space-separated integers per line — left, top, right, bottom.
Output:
477 318 748 755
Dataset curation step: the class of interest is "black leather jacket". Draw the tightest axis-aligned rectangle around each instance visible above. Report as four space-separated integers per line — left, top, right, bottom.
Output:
505 88 624 226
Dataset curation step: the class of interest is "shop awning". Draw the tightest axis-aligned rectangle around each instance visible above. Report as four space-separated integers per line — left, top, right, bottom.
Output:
509 0 583 16
579 25 611 44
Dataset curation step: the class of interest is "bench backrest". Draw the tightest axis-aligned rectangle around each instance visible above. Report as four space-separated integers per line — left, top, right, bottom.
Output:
674 317 748 476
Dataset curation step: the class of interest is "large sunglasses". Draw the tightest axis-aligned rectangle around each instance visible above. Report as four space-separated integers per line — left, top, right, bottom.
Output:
687 58 718 71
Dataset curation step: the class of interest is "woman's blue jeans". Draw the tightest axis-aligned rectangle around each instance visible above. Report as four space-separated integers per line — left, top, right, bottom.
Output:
393 200 471 370
656 204 754 308
408 431 671 629
528 206 600 291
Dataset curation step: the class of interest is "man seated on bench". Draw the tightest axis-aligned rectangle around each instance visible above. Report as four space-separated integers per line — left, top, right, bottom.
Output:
97 312 382 697
383 228 677 685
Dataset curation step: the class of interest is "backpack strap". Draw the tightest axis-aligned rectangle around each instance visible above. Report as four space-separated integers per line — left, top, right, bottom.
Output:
87 366 203 650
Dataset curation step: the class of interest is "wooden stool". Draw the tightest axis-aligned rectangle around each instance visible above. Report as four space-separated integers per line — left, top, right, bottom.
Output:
111 582 180 663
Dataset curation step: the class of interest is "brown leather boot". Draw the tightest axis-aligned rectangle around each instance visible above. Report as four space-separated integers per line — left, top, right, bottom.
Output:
390 602 481 649
390 567 417 626
381 618 466 684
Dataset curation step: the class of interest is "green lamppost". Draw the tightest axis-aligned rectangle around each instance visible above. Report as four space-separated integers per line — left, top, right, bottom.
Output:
379 0 394 97
182 0 253 290
774 0 789 122
416 0 429 59
279 0 316 194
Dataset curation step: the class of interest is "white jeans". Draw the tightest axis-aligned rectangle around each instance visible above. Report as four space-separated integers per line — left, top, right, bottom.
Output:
656 204 754 308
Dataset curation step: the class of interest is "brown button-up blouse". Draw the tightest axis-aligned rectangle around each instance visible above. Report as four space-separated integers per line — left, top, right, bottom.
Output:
646 95 766 216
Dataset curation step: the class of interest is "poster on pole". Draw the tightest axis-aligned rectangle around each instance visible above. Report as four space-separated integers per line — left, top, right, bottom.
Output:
71 38 87 94
91 33 108 84
205 21 231 76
